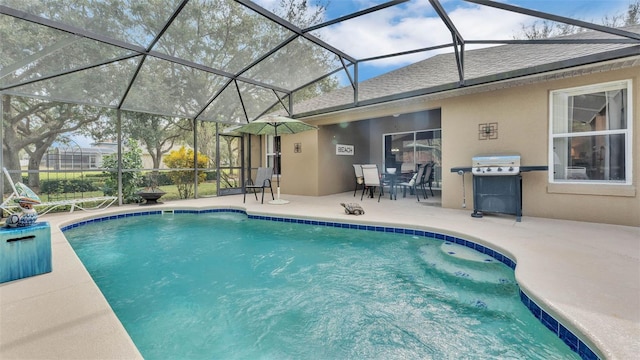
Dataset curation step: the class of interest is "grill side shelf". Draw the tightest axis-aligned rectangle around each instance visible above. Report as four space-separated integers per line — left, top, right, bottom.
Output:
450 166 548 173
451 167 472 173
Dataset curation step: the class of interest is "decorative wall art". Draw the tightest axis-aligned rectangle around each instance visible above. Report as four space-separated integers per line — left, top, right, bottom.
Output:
478 122 498 140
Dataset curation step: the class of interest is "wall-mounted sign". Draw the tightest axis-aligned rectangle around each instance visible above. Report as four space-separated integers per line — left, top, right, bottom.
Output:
336 144 354 156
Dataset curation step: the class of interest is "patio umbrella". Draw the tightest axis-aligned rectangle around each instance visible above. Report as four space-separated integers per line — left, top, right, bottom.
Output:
404 141 441 153
404 141 441 162
235 115 317 204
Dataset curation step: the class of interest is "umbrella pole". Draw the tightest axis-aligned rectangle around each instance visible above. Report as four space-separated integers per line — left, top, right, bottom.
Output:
269 124 289 205
276 126 280 195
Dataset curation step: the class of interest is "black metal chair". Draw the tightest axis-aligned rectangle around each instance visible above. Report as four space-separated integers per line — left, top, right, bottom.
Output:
243 167 274 204
417 162 435 199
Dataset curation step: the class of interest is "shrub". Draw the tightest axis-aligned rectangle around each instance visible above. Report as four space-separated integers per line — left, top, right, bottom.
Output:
163 146 209 199
142 172 172 186
102 140 144 203
205 171 217 181
40 179 99 194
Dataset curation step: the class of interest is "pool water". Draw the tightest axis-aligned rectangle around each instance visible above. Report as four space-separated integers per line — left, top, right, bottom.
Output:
65 212 579 359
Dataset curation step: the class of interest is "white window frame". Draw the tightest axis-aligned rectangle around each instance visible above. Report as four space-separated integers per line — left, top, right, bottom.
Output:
265 135 280 175
548 79 632 185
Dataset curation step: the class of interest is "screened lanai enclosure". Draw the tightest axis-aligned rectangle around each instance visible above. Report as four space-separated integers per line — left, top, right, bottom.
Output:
2 0 639 208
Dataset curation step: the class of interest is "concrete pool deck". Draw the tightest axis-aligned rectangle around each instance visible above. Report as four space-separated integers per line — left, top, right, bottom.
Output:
1 192 638 359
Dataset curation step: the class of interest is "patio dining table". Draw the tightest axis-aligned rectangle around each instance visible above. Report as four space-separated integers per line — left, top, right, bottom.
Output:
389 171 421 200
382 171 400 200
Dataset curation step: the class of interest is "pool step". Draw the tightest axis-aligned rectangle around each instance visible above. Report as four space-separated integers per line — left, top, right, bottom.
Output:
418 242 515 287
440 242 497 263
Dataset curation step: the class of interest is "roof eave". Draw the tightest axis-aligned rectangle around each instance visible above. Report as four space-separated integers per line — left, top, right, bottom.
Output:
295 46 640 119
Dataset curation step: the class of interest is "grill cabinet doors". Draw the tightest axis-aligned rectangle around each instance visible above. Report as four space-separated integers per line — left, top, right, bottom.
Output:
472 175 522 221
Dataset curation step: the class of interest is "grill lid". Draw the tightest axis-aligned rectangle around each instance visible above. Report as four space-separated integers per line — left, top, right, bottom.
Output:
472 155 520 176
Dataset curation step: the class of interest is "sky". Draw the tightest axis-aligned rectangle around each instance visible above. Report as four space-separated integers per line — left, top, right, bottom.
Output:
258 0 635 81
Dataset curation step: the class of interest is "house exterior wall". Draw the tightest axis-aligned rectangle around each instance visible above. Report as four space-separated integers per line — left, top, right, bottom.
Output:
244 135 264 185
292 65 638 226
264 63 639 225
367 110 441 171
437 67 639 226
292 111 441 197
316 121 372 196
244 129 319 197
280 129 320 196
282 121 378 197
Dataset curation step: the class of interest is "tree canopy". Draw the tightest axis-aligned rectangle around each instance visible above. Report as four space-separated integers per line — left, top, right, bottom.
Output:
1 0 339 184
515 1 640 39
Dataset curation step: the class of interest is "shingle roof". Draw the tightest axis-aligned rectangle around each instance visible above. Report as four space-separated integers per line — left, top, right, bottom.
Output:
295 25 640 117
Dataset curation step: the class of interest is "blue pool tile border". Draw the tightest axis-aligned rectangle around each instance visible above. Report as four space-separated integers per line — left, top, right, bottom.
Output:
61 208 599 360
520 290 599 360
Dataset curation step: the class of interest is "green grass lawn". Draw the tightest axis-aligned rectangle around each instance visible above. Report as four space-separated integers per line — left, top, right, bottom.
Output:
37 182 218 202
3 170 245 217
6 171 223 208
159 182 218 200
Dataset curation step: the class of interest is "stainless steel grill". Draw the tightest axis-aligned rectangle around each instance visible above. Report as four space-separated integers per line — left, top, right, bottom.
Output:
471 155 520 176
470 154 522 221
451 155 547 222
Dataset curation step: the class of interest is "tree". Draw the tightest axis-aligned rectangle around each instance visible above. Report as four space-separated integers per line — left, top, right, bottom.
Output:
192 121 218 169
79 0 338 159
1 96 108 190
101 139 144 203
2 0 338 188
603 1 640 27
0 0 130 186
163 146 209 199
515 1 640 39
123 112 193 171
515 21 577 40
627 1 640 25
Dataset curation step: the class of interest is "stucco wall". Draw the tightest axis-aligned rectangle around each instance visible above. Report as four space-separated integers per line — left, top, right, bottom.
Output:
306 111 442 196
317 121 371 196
244 123 365 197
438 67 639 226
276 130 320 196
244 135 264 184
267 65 639 226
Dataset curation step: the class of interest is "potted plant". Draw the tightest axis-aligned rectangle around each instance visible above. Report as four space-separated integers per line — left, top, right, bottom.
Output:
136 172 166 205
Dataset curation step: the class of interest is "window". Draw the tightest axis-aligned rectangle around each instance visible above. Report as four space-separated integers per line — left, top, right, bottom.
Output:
383 129 441 187
550 80 632 184
266 135 281 175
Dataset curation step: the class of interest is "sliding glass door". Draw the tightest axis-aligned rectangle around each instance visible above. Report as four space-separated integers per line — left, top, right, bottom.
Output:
384 129 441 188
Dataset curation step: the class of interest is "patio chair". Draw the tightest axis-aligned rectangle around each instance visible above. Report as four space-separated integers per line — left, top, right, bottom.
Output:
1 167 117 216
397 163 428 201
243 167 274 204
360 164 384 202
352 164 365 197
417 162 436 199
424 162 435 197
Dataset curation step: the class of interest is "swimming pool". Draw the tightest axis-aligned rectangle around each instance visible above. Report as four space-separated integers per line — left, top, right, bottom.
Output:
64 210 585 359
